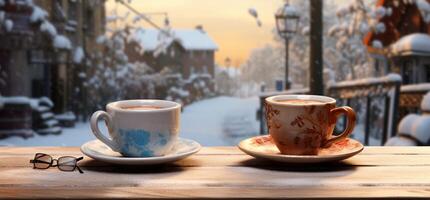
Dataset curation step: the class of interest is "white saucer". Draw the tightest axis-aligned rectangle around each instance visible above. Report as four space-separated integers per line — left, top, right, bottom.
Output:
238 135 364 164
81 138 201 165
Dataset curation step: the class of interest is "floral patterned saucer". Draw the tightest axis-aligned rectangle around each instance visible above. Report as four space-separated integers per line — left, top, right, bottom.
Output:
238 135 363 163
81 138 201 165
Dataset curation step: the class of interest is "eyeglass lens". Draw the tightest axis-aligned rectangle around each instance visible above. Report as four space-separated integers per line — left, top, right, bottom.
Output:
33 153 52 169
57 156 77 171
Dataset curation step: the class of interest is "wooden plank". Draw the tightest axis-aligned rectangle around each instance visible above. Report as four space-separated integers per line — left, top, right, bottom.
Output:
1 166 430 199
2 165 430 187
2 147 430 199
1 187 430 199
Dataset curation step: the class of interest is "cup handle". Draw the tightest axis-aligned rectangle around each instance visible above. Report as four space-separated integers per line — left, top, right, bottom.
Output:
90 111 119 151
323 106 356 147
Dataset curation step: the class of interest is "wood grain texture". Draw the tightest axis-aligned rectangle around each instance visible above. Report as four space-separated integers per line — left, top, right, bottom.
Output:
1 146 430 199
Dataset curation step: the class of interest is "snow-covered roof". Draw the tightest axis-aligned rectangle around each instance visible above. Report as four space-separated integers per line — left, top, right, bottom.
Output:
133 29 218 51
390 33 430 56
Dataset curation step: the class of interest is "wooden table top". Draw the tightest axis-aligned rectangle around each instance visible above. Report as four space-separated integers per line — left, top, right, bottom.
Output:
1 146 430 199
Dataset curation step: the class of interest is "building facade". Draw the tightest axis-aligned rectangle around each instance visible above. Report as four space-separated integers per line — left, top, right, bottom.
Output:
127 28 218 79
0 0 105 115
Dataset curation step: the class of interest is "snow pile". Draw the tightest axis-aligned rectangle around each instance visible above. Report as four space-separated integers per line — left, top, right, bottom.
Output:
55 112 76 121
411 116 430 143
73 46 84 64
391 33 430 56
397 114 420 134
0 96 47 109
385 136 417 146
4 19 12 32
39 96 53 107
417 0 430 22
329 73 402 88
53 35 72 49
40 21 57 36
30 6 48 22
421 92 430 111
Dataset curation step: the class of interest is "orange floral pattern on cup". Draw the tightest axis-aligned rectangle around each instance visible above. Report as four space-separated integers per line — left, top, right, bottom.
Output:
265 95 356 155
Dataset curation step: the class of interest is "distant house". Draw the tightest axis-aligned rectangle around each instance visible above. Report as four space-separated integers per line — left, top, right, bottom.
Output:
364 0 430 84
126 27 218 79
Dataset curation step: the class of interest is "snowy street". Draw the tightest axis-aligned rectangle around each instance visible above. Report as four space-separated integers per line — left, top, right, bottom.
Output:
0 96 260 147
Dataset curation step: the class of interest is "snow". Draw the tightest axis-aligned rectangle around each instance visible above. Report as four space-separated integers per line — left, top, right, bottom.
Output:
0 11 5 23
329 73 402 88
39 96 53 107
417 0 430 12
301 26 310 35
0 96 260 146
385 136 417 146
373 6 386 18
411 116 430 143
372 40 383 49
40 21 57 36
0 96 40 109
96 35 107 44
133 28 218 51
336 5 351 17
401 83 430 92
53 35 72 49
73 47 84 64
374 22 386 33
391 33 430 56
55 112 76 121
4 19 13 32
218 66 241 78
421 92 430 111
282 5 299 17
30 6 48 23
169 87 190 97
398 114 420 134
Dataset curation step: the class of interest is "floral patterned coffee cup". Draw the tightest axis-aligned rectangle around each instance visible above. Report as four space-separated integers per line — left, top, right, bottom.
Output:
265 95 356 155
90 99 180 157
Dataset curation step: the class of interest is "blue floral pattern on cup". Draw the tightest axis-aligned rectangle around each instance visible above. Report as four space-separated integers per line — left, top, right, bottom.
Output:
117 129 173 157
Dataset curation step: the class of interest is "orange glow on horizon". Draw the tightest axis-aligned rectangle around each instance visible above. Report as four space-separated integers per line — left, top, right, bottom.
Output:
106 0 284 66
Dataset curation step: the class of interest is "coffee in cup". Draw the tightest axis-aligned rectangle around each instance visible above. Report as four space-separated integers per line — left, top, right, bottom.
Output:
265 95 356 155
90 99 181 157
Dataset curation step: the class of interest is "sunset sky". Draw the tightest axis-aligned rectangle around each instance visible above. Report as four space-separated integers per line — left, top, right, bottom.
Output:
106 0 285 66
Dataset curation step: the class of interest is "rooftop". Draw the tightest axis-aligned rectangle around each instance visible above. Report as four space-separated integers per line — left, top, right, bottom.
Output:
132 28 219 52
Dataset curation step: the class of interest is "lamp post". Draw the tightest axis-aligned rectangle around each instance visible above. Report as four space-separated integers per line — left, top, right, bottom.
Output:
275 1 299 90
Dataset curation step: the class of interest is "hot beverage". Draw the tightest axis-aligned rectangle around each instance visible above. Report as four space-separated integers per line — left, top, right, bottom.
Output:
265 95 356 155
90 99 181 157
120 105 163 110
276 99 325 105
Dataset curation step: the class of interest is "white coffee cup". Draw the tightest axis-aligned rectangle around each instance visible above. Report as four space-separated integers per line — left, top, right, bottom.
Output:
90 99 181 157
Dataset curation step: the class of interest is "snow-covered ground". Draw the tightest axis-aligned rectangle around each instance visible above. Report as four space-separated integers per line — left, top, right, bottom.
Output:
0 96 260 146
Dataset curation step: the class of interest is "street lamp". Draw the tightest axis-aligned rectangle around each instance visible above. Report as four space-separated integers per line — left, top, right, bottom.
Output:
275 1 300 90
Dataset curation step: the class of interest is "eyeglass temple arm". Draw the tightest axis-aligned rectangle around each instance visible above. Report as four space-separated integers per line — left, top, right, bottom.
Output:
29 160 51 164
76 157 84 173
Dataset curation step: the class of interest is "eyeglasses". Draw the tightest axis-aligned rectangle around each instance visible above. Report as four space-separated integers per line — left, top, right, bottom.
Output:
30 153 84 174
